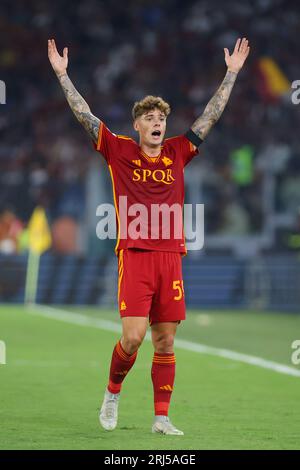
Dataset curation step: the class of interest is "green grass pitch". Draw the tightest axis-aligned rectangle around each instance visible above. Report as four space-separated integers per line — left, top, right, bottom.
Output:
0 305 300 450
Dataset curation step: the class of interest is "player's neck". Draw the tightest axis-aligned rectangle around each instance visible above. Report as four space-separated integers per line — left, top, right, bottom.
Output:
140 142 161 158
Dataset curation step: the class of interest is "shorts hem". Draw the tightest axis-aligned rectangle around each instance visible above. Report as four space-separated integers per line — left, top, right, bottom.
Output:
149 318 185 325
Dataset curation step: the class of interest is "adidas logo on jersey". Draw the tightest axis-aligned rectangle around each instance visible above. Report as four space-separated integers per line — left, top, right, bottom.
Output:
132 159 141 167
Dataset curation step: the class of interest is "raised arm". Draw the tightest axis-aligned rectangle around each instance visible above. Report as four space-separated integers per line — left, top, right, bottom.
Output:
191 38 250 141
48 39 100 143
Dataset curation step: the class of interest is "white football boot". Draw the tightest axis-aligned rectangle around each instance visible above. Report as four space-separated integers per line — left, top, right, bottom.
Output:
152 416 184 435
99 389 120 431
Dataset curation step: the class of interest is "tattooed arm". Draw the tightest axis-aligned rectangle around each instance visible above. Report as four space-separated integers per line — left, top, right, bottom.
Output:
57 73 100 142
191 70 238 140
191 38 250 141
48 39 100 143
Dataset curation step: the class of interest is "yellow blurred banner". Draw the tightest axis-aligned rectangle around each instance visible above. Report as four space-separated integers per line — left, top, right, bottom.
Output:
258 57 290 96
28 206 51 255
25 207 51 304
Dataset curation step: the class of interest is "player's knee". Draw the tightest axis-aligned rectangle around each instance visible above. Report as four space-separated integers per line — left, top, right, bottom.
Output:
154 334 174 353
122 332 144 354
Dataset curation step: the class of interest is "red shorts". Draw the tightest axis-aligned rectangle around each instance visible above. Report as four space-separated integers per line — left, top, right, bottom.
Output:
117 249 186 324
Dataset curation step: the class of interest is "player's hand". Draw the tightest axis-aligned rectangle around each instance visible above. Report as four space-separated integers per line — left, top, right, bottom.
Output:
224 38 250 74
48 39 68 77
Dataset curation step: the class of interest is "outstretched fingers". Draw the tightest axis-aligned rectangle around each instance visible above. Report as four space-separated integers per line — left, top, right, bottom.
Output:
51 39 59 55
48 39 56 56
239 38 249 54
232 37 250 56
244 45 250 58
48 39 55 60
48 39 59 56
234 38 241 54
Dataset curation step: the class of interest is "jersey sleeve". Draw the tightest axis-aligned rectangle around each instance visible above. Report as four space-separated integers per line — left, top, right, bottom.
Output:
93 121 120 164
167 134 200 167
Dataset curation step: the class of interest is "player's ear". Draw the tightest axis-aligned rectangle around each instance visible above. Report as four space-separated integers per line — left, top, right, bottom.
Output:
133 119 139 132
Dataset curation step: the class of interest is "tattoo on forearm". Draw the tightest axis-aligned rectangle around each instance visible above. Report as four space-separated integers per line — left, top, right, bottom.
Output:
58 73 100 142
191 70 238 140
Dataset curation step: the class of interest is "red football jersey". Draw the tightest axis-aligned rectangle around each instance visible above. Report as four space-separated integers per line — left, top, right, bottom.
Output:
94 122 199 254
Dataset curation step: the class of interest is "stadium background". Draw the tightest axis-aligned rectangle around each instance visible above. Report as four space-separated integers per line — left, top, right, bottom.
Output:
1 0 300 452
1 0 300 311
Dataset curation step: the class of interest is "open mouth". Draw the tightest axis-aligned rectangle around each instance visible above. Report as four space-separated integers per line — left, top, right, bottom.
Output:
151 130 161 137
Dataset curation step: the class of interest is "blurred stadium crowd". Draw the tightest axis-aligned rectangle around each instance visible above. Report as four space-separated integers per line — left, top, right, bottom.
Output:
1 0 300 254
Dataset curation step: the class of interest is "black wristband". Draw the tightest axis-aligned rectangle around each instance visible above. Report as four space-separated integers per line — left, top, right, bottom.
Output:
185 129 203 147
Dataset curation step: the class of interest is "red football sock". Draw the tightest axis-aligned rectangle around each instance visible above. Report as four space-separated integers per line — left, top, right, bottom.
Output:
107 340 138 394
151 352 176 416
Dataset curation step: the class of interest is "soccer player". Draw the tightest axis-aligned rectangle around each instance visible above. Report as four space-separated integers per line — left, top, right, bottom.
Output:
48 37 250 435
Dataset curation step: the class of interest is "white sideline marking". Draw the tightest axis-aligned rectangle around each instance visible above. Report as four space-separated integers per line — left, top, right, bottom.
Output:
27 304 300 378
10 359 100 368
